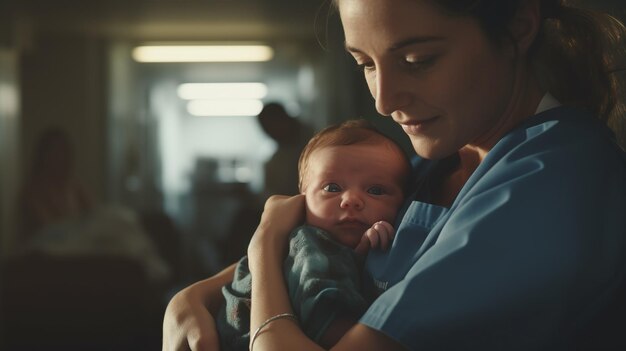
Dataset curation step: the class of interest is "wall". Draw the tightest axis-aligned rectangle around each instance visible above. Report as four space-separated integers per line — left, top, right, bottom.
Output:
0 49 20 254
20 32 107 206
0 3 20 253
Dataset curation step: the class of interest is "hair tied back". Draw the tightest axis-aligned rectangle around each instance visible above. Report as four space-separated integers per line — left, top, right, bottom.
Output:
541 0 562 19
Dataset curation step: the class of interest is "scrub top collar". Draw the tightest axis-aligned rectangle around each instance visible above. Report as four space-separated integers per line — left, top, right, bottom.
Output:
405 92 562 209
535 92 561 114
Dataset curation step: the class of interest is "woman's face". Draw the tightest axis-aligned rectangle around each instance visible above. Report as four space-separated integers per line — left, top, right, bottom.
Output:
339 0 519 159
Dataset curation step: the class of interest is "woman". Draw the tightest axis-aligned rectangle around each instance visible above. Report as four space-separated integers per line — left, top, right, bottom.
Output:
163 0 626 350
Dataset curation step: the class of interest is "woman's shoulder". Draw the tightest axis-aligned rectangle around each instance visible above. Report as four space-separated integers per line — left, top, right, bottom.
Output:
460 106 625 206
492 106 624 169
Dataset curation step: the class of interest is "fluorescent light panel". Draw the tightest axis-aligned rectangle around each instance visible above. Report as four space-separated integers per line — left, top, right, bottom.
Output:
132 45 274 62
178 83 268 100
187 99 264 117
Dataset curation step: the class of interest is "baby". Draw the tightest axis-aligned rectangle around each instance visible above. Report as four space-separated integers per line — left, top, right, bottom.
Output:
216 119 410 350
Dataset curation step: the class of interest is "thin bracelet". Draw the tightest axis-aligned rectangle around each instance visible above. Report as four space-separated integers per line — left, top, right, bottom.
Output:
250 312 298 351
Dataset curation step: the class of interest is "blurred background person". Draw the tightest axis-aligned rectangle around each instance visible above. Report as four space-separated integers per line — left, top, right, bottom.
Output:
218 103 311 266
16 125 171 283
17 126 93 246
257 102 311 200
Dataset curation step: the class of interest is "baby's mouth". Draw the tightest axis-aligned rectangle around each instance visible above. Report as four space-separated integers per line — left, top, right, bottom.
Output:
337 218 368 229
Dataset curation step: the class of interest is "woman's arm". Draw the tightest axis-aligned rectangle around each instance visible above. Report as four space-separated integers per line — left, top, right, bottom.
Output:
162 263 236 351
246 195 408 351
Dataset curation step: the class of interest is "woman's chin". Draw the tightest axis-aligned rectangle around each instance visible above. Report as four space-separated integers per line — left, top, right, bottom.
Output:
410 139 457 160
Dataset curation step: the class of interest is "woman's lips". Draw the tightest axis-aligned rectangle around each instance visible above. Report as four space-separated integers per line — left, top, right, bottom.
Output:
400 116 439 135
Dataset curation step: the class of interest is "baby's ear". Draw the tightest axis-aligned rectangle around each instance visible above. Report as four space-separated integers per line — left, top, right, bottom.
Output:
299 182 307 195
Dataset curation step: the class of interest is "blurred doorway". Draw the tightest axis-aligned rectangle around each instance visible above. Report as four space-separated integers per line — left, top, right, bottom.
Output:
0 48 20 255
107 40 323 280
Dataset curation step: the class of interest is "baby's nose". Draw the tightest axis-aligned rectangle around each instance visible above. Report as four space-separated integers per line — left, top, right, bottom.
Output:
340 191 364 210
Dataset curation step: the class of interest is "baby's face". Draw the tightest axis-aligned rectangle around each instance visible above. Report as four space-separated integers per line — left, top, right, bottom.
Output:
302 143 406 248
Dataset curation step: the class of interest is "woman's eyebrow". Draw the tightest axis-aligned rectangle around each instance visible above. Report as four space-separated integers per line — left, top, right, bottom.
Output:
345 35 445 54
389 36 445 51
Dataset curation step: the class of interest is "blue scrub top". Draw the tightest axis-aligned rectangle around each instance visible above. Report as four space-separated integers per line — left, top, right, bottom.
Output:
360 106 626 350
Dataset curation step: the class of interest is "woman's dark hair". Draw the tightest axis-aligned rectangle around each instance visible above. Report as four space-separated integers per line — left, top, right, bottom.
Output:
332 0 626 146
439 0 625 144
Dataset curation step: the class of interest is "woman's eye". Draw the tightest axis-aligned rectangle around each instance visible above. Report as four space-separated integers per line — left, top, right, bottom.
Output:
323 183 341 192
403 55 437 70
367 186 385 195
356 61 375 72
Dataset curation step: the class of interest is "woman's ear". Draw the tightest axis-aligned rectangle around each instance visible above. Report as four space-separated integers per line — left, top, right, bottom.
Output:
508 0 542 55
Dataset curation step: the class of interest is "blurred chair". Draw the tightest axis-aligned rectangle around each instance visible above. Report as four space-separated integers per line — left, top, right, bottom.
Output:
1 253 163 351
138 209 183 285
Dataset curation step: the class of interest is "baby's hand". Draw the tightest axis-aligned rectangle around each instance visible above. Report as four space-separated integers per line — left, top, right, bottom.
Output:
354 221 395 256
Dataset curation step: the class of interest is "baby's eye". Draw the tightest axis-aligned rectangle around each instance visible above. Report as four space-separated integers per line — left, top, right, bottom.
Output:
367 186 385 195
323 183 342 192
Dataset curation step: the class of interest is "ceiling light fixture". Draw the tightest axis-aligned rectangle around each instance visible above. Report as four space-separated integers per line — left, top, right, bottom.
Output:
177 83 268 100
187 99 264 117
132 45 274 62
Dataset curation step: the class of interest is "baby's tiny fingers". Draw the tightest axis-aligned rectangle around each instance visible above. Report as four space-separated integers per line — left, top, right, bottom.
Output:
373 221 395 250
366 227 380 248
376 221 394 236
354 234 371 256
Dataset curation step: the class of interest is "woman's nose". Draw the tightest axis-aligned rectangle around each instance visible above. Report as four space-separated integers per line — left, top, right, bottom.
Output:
371 66 411 117
340 191 364 210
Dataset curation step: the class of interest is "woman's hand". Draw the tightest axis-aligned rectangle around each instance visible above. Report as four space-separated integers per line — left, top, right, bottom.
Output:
162 264 236 351
247 194 306 263
246 194 313 350
244 195 406 351
354 220 395 256
162 287 219 351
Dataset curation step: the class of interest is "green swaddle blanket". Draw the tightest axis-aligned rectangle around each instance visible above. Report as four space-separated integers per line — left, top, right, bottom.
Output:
217 224 368 351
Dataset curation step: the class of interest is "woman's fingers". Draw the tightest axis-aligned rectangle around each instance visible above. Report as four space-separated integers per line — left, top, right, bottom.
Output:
260 194 306 232
248 194 306 259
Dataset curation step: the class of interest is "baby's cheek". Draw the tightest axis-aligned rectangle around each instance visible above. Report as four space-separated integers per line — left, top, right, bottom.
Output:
304 197 319 221
381 203 401 222
304 206 318 226
305 203 330 229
